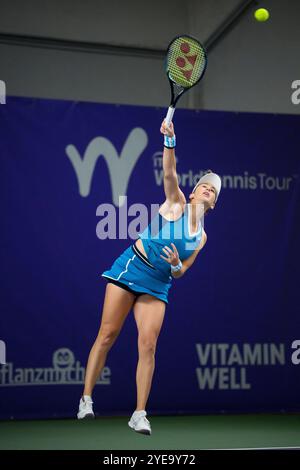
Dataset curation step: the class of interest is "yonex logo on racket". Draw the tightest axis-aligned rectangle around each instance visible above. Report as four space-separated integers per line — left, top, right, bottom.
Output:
0 80 6 104
175 42 198 82
0 340 6 364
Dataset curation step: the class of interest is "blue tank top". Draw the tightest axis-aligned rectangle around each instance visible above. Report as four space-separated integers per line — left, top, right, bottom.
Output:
138 204 203 280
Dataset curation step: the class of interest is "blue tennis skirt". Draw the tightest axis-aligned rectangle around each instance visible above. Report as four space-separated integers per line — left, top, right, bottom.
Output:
101 243 172 305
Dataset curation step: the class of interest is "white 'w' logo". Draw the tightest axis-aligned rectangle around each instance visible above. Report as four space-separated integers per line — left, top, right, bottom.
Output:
66 128 148 207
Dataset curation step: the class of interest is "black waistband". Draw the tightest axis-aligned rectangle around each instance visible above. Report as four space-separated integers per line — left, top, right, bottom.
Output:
132 242 156 270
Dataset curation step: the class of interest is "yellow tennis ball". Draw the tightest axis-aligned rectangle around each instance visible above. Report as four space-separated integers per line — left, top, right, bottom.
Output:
254 8 270 22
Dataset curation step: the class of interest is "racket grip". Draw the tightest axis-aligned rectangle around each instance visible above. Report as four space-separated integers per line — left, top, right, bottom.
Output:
165 106 175 126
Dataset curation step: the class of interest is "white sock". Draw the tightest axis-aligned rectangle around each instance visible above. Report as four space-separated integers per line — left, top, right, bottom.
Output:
133 410 146 417
83 395 93 402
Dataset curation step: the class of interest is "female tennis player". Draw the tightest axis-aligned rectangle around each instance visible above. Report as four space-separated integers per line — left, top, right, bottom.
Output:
77 119 221 435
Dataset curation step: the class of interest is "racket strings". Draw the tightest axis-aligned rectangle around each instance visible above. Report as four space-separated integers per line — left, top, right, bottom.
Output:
166 37 206 88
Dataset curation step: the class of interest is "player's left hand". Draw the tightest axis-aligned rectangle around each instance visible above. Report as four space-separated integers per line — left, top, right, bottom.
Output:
160 243 180 266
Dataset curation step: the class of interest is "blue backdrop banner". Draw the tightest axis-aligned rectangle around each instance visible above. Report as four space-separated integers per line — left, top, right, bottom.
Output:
0 96 299 419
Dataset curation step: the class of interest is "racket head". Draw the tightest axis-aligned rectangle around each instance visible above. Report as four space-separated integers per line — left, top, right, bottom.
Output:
165 34 207 90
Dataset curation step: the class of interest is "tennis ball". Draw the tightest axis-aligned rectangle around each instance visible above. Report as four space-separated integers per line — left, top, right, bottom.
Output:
254 8 270 22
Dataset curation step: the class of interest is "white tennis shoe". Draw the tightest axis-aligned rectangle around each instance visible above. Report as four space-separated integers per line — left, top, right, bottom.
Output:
128 410 151 435
77 395 95 419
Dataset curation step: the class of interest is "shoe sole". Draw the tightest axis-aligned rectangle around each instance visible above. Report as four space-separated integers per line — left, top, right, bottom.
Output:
136 429 151 435
77 413 95 420
128 423 151 435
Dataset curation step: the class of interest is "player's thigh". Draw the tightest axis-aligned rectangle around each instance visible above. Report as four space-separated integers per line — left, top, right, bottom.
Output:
133 294 166 340
98 283 137 336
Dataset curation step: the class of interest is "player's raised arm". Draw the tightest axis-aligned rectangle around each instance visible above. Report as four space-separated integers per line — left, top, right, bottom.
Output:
160 120 185 203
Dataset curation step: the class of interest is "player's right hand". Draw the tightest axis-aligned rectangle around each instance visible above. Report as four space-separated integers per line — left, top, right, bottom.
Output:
160 120 175 138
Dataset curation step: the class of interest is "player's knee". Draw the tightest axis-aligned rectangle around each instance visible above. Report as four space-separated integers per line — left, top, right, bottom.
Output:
98 328 119 348
138 336 157 356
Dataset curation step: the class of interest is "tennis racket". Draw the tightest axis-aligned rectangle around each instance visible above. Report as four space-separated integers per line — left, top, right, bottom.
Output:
164 35 207 126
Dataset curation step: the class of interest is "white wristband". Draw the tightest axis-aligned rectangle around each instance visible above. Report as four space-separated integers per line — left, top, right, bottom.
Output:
164 134 176 148
171 260 182 273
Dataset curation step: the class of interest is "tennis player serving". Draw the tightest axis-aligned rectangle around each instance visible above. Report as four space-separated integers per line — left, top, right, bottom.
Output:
77 119 221 435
